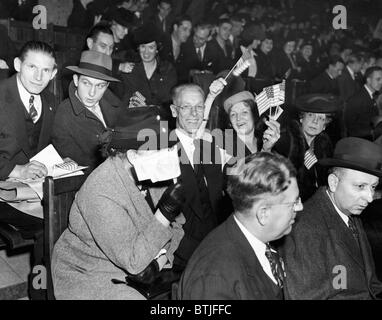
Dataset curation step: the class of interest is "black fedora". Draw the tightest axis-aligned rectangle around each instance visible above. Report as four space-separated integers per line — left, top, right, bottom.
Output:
66 51 120 82
295 93 339 114
319 137 382 177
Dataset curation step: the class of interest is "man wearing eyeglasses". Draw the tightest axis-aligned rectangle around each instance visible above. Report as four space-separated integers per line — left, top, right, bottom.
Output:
169 81 226 272
178 152 302 299
281 137 382 299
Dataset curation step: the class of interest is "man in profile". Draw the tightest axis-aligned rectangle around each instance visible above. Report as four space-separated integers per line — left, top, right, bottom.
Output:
178 152 302 299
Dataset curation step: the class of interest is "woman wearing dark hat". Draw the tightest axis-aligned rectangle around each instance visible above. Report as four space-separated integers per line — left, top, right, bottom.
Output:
120 25 177 110
52 50 123 172
52 106 185 300
273 94 338 202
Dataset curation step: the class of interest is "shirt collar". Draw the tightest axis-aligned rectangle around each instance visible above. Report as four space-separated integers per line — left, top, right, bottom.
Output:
326 189 349 226
364 84 374 99
347 65 355 79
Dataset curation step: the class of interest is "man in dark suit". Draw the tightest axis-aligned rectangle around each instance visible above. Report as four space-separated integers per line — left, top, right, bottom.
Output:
208 18 235 75
178 152 302 299
310 55 345 145
345 66 382 140
281 137 382 299
0 41 57 299
169 82 226 270
150 0 173 35
52 51 122 172
309 55 344 95
338 53 363 102
176 23 218 83
160 15 192 65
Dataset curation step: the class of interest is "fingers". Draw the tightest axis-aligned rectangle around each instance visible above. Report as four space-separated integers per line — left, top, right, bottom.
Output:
120 62 135 73
209 78 227 95
25 161 48 179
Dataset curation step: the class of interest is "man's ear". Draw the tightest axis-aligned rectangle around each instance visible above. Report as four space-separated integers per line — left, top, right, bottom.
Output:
73 74 79 87
14 57 21 73
170 104 178 118
86 38 94 50
328 173 339 193
256 201 269 226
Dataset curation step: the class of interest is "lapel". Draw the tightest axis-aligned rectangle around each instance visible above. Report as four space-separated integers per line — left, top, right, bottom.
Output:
225 215 281 296
318 188 365 270
37 90 55 150
4 75 32 157
176 138 205 220
354 216 379 296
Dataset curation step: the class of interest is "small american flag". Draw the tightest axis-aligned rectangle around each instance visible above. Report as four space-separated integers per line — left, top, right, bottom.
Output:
264 86 275 105
255 90 271 116
304 149 318 170
272 80 286 105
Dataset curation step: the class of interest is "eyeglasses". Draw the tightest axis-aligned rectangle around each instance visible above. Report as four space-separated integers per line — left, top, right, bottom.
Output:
305 113 327 123
177 105 205 114
268 197 303 212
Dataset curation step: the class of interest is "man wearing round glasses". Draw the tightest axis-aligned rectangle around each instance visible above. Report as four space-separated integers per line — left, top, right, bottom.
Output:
169 81 226 272
281 137 382 299
178 152 302 299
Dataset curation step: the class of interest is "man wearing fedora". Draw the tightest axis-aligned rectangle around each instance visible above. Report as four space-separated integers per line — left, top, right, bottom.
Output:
281 137 382 299
52 50 122 172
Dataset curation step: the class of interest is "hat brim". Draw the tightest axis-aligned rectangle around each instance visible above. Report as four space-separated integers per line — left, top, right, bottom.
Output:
296 106 338 114
66 66 120 82
319 158 382 177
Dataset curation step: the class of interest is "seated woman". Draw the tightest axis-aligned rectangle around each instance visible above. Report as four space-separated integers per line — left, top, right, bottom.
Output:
120 26 177 111
273 94 338 202
52 107 185 300
223 91 281 160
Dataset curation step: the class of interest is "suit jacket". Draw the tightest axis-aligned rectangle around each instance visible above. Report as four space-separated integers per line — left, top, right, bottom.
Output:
0 74 56 180
309 71 339 95
173 134 224 268
177 215 283 300
52 81 122 171
338 67 362 102
345 86 378 139
207 38 235 75
280 187 382 299
176 38 218 83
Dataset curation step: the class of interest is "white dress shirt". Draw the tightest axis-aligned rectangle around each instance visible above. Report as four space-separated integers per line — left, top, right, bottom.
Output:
364 84 374 100
233 215 278 285
16 75 42 123
347 65 355 80
326 190 349 227
176 129 196 168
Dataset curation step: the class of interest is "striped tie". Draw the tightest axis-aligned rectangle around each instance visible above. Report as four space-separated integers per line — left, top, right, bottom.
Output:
29 95 38 123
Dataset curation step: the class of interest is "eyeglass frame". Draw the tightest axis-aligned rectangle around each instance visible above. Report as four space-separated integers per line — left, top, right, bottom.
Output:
175 104 205 114
266 197 303 212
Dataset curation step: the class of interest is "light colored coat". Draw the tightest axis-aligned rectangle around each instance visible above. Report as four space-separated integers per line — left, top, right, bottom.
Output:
52 156 184 300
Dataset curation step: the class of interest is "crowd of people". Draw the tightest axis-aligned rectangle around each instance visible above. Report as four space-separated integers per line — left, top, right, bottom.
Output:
0 0 382 300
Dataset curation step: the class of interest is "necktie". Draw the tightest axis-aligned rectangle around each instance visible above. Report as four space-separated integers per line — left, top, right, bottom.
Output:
29 95 38 123
348 216 360 248
197 48 203 62
265 244 285 288
192 139 213 216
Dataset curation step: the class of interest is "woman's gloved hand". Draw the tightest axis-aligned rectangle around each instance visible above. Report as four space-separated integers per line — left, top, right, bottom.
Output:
157 182 185 223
